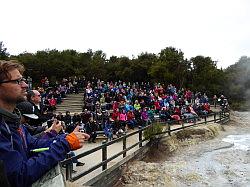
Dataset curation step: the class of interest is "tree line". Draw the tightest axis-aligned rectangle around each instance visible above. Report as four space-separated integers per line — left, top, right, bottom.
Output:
1 41 249 110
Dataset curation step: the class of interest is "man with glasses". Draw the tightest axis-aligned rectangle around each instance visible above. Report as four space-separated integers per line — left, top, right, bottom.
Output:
27 89 47 127
0 60 89 187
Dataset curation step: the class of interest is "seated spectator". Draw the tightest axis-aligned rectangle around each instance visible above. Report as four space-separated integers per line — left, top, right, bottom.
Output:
134 100 141 111
85 117 98 143
147 107 155 122
183 105 198 122
112 101 119 111
171 114 182 124
119 109 127 131
203 102 212 114
56 112 64 121
154 99 161 114
48 95 57 112
72 113 81 124
159 107 173 121
64 111 72 126
16 101 47 137
125 101 134 112
104 119 113 141
141 108 150 126
127 110 136 129
173 105 181 117
194 103 207 116
81 109 91 124
54 90 62 104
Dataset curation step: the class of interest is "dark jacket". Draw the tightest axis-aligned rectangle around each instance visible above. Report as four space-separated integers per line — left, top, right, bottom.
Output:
23 123 46 136
85 121 98 134
0 109 71 187
0 160 10 187
28 102 48 127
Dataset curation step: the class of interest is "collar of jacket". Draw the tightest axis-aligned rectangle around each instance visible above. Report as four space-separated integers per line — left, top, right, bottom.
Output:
0 108 21 128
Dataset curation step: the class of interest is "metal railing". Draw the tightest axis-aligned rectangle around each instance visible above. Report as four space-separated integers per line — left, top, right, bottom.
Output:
61 111 230 182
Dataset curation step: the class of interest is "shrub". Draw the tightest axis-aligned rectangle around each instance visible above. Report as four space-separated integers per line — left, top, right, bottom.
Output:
143 123 163 140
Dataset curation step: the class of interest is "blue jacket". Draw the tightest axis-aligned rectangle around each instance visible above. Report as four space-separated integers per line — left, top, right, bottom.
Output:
104 122 112 135
0 116 71 187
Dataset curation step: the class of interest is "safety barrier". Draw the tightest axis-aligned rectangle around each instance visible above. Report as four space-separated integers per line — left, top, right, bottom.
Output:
61 111 230 182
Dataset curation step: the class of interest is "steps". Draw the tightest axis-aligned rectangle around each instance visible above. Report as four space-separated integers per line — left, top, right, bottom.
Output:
56 93 84 114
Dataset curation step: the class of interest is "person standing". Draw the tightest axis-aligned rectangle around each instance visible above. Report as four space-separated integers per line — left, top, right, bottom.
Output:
26 76 32 90
213 95 217 108
0 60 89 187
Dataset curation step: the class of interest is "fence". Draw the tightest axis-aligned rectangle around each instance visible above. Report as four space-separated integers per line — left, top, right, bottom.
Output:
61 110 230 182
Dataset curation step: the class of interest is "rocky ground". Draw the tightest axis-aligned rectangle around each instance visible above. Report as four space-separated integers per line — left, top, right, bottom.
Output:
119 111 250 187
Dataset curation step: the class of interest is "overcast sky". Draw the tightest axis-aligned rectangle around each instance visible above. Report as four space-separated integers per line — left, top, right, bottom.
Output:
1 0 250 68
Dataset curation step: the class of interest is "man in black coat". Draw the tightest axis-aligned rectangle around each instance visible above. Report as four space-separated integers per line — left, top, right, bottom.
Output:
27 90 48 126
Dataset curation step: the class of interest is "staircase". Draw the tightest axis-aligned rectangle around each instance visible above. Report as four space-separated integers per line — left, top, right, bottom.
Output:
55 93 84 114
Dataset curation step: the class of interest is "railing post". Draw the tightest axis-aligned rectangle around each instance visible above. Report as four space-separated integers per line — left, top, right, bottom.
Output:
139 126 142 148
214 113 216 122
168 122 171 136
123 136 127 158
219 112 222 122
65 153 73 181
102 140 107 170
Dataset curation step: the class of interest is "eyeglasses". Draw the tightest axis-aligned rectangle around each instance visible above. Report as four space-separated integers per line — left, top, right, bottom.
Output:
0 77 27 85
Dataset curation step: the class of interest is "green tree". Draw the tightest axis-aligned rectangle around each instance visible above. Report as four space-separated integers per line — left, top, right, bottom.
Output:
149 47 188 87
131 52 156 83
190 56 224 96
89 50 107 79
0 41 9 60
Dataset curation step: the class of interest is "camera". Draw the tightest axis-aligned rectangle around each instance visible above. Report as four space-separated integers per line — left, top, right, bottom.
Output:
47 119 53 128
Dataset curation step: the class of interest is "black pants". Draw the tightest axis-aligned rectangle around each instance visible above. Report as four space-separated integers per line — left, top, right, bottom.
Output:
88 132 97 142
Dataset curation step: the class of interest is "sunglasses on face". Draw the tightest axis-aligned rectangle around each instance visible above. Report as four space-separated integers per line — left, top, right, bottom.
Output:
0 77 27 85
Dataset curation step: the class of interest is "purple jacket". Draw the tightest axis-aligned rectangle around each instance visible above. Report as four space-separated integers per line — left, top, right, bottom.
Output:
0 116 71 187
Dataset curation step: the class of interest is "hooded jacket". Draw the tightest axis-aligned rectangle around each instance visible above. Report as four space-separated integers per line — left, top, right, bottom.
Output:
0 108 71 187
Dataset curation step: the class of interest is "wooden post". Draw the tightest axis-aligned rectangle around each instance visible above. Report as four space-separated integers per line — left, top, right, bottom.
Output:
123 137 127 158
102 140 107 170
139 126 142 148
65 153 73 181
168 123 171 136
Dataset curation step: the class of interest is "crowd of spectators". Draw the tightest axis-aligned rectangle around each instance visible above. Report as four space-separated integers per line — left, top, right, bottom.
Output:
28 76 228 142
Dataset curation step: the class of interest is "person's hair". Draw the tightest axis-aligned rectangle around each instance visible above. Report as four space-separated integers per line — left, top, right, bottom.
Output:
27 90 35 101
0 60 24 82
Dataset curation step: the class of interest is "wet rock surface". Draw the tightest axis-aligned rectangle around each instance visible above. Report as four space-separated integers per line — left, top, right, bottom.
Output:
120 111 250 187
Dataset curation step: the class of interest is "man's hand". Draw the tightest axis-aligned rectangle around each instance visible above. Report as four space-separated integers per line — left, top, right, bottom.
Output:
66 126 90 150
72 126 90 146
50 120 63 133
44 120 62 133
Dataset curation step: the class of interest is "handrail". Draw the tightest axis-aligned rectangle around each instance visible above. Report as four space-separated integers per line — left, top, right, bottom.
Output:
62 127 146 165
61 111 230 181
